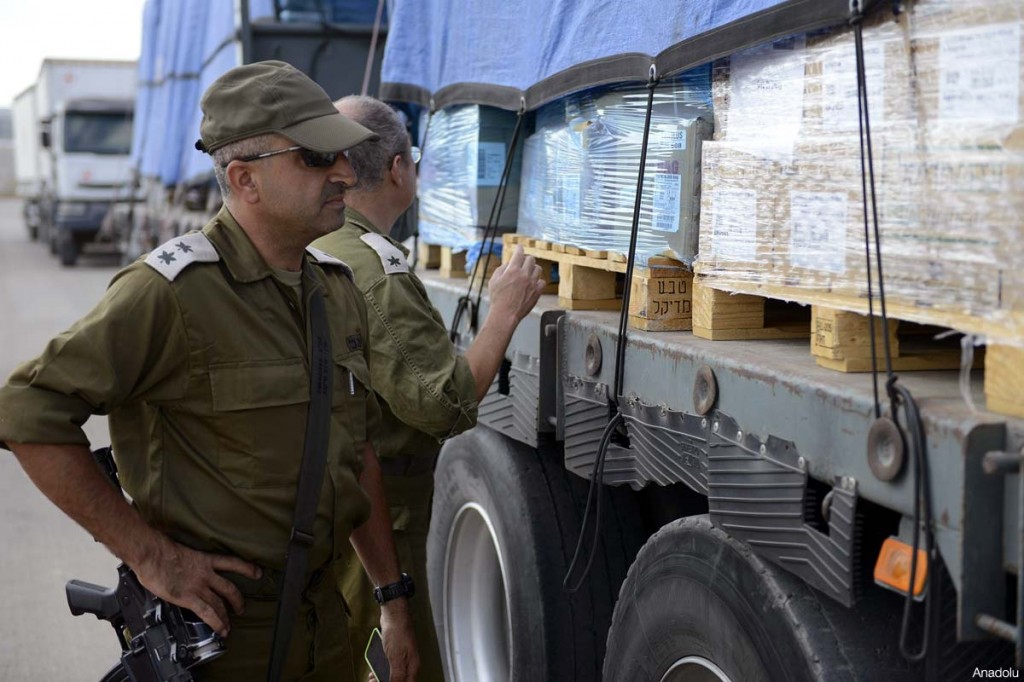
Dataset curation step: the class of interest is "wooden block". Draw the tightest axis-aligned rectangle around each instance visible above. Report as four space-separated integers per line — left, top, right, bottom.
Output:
985 345 1024 419
560 262 617 301
439 247 467 278
692 279 809 341
417 241 441 269
812 307 900 362
693 280 764 331
629 272 693 326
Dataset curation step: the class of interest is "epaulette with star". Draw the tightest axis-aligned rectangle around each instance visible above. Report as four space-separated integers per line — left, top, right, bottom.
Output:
144 232 220 281
306 245 354 280
360 233 409 274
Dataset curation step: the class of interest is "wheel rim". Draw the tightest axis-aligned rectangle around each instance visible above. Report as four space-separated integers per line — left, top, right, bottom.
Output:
443 502 512 682
660 656 733 682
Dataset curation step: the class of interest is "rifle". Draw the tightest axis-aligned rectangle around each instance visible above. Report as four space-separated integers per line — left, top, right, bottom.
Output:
65 447 225 682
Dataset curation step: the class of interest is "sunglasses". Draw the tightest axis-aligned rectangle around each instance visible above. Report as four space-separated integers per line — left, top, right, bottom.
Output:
409 146 422 165
223 145 350 168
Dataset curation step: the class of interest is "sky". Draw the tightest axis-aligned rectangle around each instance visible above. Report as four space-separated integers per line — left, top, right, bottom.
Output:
0 1 145 107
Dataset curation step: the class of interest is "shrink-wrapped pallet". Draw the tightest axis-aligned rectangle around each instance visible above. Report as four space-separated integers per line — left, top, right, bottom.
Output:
417 105 523 250
696 0 1024 344
518 71 713 266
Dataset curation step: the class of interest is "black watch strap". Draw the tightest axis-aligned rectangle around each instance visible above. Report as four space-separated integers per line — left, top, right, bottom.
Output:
374 572 415 604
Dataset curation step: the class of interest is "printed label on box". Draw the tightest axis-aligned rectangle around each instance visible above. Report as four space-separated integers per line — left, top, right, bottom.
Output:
938 22 1021 122
710 188 758 261
652 173 682 233
790 191 848 273
728 36 807 158
668 128 688 150
822 42 886 131
477 142 507 186
560 173 581 224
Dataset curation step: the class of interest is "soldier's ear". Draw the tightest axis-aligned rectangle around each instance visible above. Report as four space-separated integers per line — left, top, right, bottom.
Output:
389 154 404 186
226 163 260 204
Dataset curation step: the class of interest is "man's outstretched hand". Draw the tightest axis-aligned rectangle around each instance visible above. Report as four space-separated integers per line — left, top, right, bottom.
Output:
487 244 546 325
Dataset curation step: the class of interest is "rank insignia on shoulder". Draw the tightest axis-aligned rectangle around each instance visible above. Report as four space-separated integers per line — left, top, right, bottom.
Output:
306 246 354 280
360 233 409 274
144 232 220 281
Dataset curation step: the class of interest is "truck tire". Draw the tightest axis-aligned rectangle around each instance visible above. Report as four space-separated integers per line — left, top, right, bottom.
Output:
429 426 644 681
603 515 919 682
57 230 79 267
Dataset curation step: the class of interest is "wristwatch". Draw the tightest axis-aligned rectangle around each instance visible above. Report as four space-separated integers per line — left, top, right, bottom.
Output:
374 572 416 605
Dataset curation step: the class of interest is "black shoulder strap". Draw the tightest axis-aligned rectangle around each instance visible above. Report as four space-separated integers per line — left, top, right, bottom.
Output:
267 288 333 682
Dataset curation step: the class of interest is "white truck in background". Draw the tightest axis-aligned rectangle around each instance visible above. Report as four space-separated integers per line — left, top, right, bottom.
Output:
13 59 137 265
12 86 42 232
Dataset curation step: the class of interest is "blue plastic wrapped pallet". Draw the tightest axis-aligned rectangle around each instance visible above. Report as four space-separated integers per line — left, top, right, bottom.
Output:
518 69 713 267
417 105 523 250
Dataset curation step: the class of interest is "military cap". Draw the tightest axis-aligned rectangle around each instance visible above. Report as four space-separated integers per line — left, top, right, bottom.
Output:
196 60 378 154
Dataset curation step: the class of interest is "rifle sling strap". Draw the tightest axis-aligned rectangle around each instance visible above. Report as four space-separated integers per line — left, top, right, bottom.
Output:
267 288 333 682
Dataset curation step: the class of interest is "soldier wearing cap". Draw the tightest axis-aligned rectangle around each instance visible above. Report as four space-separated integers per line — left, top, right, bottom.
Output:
0 62 419 681
312 95 545 680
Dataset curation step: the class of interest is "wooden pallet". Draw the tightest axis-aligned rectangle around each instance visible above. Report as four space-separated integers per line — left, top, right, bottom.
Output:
415 243 500 286
693 277 980 371
504 234 692 331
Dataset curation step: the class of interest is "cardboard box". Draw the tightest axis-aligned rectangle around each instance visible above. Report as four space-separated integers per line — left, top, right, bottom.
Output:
696 141 783 278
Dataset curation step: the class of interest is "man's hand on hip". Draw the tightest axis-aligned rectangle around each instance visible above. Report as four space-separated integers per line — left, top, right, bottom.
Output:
134 535 263 638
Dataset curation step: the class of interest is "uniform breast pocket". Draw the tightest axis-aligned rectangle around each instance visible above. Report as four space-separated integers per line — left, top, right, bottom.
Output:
209 358 309 488
333 351 373 450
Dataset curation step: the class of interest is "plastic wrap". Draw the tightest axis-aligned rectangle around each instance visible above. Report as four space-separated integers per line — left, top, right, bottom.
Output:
416 105 522 250
517 70 712 266
696 0 1024 344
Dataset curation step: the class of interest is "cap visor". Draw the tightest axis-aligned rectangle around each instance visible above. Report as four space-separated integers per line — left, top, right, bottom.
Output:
280 112 379 152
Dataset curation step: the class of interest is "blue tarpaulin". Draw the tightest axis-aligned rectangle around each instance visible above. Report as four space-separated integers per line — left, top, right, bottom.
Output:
381 0 868 111
135 0 362 184
135 0 273 184
134 0 868 183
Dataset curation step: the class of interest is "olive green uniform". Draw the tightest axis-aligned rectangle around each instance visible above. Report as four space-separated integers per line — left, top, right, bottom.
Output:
0 207 381 681
313 208 479 681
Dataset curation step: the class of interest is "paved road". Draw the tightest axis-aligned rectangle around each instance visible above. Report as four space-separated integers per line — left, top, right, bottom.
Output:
0 197 124 680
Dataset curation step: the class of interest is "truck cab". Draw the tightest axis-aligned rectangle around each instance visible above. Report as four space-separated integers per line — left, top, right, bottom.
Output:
41 98 135 265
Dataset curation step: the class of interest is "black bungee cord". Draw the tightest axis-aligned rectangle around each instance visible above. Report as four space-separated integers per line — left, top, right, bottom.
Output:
565 67 659 593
